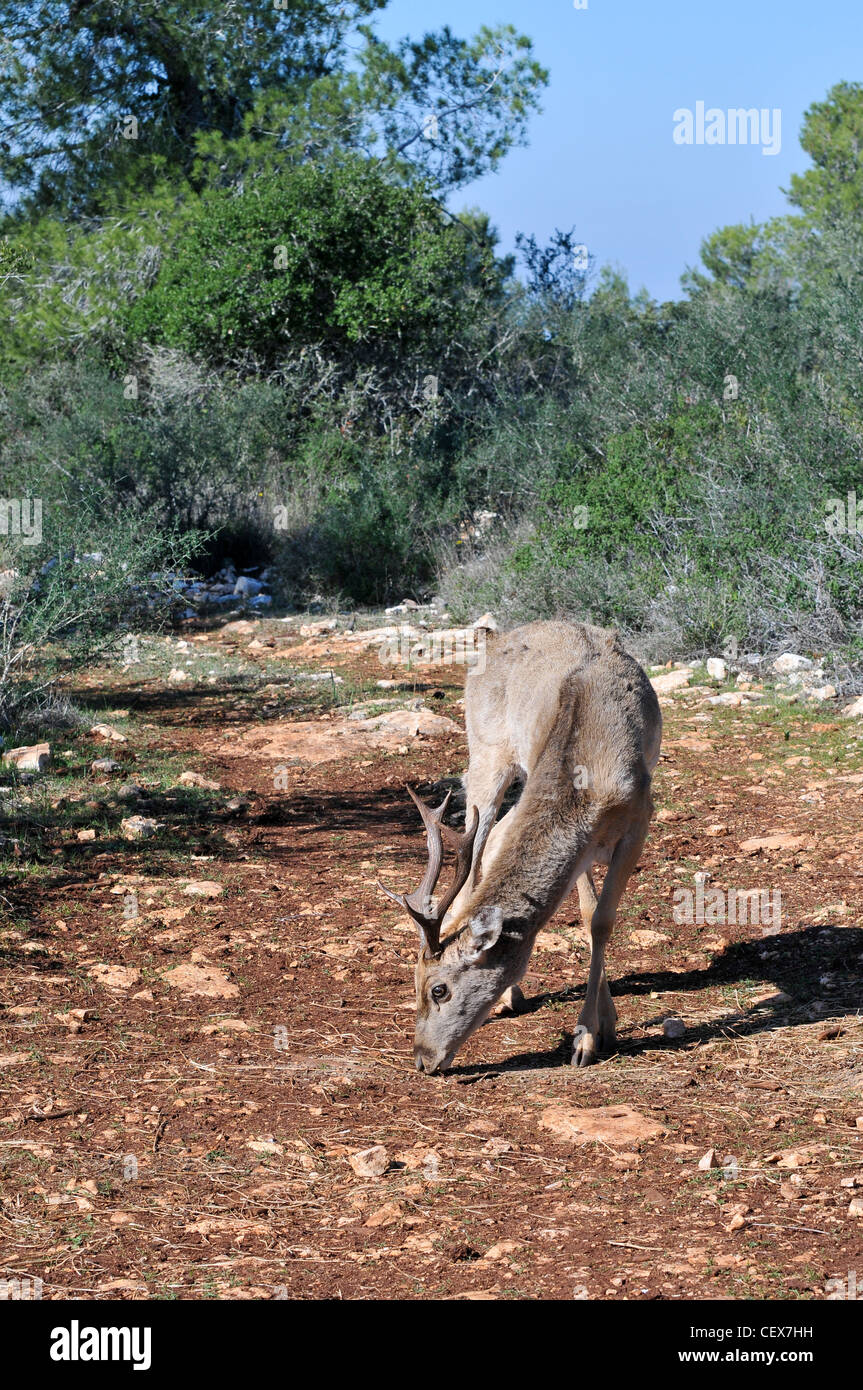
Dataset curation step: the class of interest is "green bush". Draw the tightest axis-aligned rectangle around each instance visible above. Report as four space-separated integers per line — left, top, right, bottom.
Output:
122 159 494 372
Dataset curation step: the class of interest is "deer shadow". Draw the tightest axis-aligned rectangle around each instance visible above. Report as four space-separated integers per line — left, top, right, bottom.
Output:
447 923 863 1076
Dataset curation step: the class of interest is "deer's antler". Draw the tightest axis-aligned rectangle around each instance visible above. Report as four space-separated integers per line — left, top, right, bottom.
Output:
378 787 479 953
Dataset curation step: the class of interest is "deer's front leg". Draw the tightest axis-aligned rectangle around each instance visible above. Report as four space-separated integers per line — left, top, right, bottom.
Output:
572 824 646 1068
573 930 617 1067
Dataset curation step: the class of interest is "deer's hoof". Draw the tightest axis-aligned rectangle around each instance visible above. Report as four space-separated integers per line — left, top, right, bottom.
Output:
491 984 525 1018
571 1025 597 1067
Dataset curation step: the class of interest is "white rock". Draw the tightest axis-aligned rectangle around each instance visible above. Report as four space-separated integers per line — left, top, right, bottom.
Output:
650 668 693 694
163 963 238 998
349 1145 389 1178
698 1148 719 1170
473 612 499 632
181 880 223 898
91 758 122 774
706 658 727 681
88 963 141 990
120 816 159 841
234 575 263 598
772 653 813 675
177 771 221 790
2 742 51 772
810 685 837 702
842 695 863 718
90 723 127 743
358 709 461 737
168 668 189 683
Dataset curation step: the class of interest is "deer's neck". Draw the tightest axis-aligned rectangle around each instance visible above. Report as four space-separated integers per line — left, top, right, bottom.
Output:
468 796 594 947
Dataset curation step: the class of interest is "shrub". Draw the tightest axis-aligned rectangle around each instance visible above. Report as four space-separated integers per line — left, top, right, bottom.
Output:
0 495 201 729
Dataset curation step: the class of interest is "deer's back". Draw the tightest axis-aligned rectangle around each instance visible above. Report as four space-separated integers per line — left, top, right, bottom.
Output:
467 620 661 800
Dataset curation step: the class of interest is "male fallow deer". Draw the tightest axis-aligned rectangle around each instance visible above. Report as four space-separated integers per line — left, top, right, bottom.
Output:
380 620 662 1073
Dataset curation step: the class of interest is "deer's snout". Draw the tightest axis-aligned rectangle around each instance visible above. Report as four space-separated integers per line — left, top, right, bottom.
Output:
414 1045 451 1075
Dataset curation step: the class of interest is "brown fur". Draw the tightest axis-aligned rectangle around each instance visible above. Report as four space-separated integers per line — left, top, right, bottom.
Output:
410 621 662 1073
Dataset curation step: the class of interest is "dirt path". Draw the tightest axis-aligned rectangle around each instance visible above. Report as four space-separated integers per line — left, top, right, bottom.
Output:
2 619 862 1299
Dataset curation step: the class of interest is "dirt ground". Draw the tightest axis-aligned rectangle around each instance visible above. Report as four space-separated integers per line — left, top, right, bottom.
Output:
2 615 862 1300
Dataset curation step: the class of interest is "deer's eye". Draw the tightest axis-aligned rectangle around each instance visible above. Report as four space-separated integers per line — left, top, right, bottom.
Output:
431 983 449 1003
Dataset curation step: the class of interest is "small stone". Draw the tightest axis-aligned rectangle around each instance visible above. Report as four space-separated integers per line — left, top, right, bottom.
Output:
234 575 263 598
88 963 141 990
662 1016 686 1039
364 1202 403 1228
177 771 221 790
1 742 51 772
698 1148 719 1170
76 828 97 842
539 1104 665 1147
629 929 669 947
848 1196 863 1217
739 833 805 853
247 1139 283 1156
650 669 693 694
120 815 158 841
181 880 223 898
162 963 238 998
91 758 122 774
90 723 127 743
706 658 727 680
482 1240 524 1262
168 668 189 683
772 653 813 675
750 990 792 1007
348 1145 389 1178
117 782 146 801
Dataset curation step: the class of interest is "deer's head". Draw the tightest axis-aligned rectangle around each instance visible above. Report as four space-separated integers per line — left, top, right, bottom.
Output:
379 788 514 1074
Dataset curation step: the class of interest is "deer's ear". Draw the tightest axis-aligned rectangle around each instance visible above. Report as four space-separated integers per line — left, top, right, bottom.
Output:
463 905 504 961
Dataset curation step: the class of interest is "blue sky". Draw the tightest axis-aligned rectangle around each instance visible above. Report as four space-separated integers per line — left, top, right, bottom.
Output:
373 0 863 302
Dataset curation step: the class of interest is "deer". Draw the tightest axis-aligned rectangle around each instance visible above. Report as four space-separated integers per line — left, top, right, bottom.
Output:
379 620 662 1074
